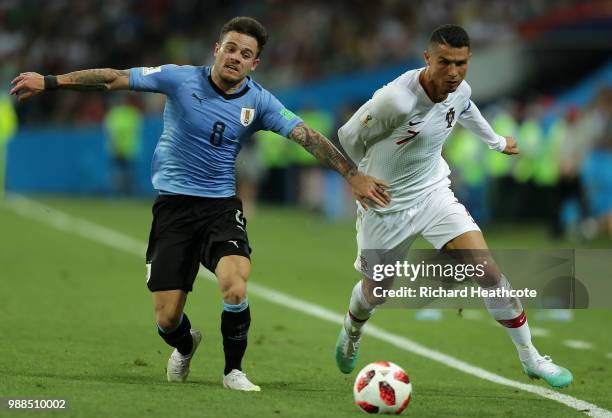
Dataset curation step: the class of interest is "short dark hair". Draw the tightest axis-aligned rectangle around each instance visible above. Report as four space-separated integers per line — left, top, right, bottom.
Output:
219 16 268 57
429 24 470 49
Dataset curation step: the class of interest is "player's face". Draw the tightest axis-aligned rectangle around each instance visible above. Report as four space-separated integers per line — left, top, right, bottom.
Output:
214 31 260 84
424 43 470 96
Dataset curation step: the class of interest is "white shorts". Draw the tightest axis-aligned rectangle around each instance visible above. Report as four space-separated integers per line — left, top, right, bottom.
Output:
354 187 480 277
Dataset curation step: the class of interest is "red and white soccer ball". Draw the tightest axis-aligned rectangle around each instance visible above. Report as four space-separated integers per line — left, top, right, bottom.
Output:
353 361 412 414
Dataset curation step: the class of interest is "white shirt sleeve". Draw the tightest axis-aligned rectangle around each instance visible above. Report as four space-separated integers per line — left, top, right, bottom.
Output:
458 100 506 152
338 88 410 163
337 117 366 163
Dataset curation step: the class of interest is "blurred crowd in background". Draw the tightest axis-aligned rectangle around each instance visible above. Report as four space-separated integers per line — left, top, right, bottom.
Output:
445 87 612 239
1 0 584 124
1 0 611 241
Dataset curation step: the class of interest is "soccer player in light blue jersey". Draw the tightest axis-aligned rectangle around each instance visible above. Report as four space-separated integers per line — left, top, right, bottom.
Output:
11 16 390 391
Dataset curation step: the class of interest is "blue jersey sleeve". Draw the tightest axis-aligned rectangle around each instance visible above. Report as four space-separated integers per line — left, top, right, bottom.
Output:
129 64 187 95
259 91 302 137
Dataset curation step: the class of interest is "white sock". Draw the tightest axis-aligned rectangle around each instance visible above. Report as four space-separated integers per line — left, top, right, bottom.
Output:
482 275 538 362
346 280 375 333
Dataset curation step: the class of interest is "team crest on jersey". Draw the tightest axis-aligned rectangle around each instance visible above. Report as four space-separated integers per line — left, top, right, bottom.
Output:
360 112 375 128
445 107 455 128
240 108 256 127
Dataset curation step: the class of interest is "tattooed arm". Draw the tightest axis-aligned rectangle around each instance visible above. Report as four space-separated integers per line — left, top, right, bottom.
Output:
288 122 390 209
288 122 358 179
10 68 129 100
56 69 130 91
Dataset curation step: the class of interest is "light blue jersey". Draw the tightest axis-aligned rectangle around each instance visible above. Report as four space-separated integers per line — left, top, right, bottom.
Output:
129 65 302 197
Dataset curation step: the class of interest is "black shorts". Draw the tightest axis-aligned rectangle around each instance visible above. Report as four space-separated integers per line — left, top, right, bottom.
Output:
145 194 251 292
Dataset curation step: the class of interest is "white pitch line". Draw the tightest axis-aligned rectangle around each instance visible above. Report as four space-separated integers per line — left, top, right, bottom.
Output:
459 310 485 320
3 195 611 418
563 340 595 350
530 327 552 337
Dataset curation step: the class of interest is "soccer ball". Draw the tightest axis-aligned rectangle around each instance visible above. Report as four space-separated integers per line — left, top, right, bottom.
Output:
353 361 412 414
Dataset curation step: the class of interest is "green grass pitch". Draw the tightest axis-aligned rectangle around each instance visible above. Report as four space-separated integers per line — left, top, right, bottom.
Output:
0 197 611 417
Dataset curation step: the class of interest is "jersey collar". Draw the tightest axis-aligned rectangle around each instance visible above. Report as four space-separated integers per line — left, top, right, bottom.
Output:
416 67 454 105
206 66 251 100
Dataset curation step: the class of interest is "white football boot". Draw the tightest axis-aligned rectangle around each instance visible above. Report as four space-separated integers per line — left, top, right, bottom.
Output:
522 353 573 388
223 369 261 391
335 314 362 374
166 330 202 382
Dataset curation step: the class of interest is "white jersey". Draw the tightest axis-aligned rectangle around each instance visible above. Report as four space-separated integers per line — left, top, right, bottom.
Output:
338 68 506 213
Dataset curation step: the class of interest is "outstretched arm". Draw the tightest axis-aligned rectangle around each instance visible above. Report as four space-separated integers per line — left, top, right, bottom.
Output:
458 100 519 155
10 68 130 101
288 122 390 209
289 122 357 179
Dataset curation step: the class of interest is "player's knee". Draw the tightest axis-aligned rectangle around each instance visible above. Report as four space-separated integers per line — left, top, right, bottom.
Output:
216 257 250 304
156 310 182 331
216 257 250 281
154 300 184 330
221 281 247 305
217 260 248 284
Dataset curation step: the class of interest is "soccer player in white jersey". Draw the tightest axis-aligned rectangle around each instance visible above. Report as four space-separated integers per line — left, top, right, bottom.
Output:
335 24 572 388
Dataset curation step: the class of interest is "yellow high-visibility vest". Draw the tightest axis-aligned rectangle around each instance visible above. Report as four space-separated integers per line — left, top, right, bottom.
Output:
0 94 18 145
